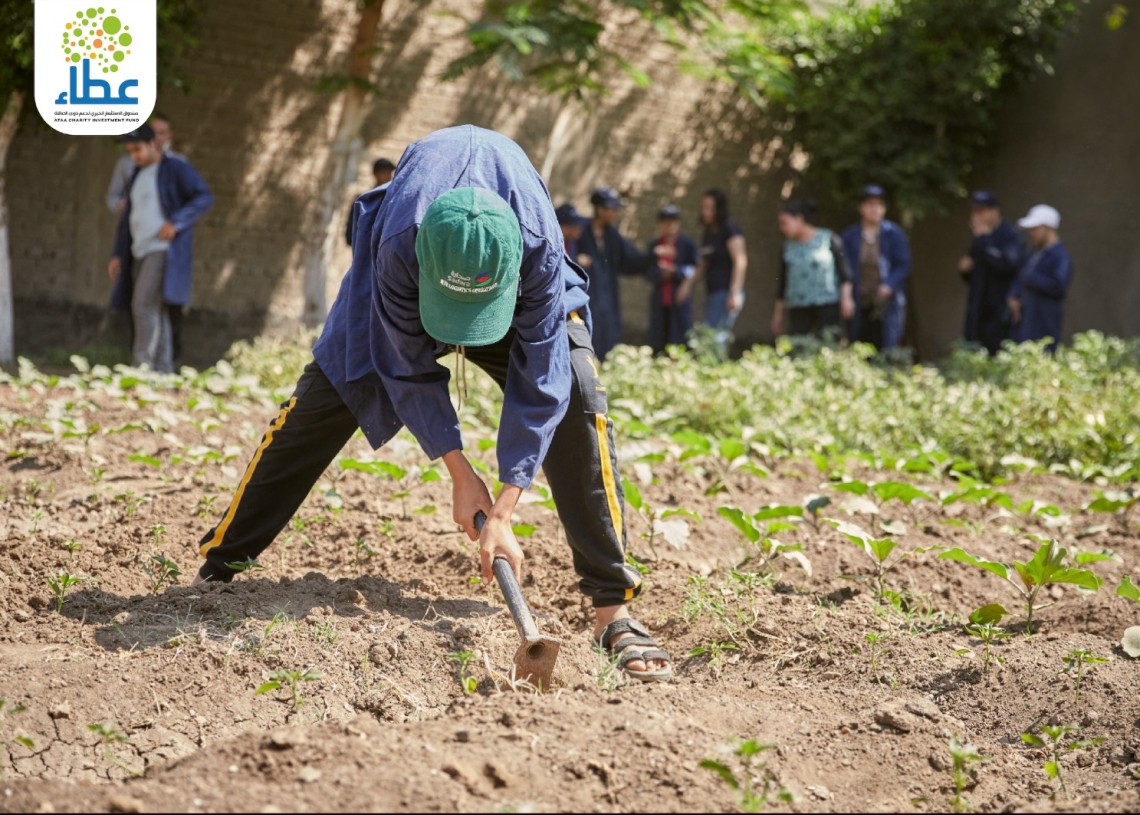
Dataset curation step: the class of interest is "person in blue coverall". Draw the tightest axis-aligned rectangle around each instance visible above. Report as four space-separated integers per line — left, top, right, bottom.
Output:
192 126 672 682
1007 204 1073 353
108 124 213 371
841 185 911 349
575 187 646 360
957 190 1025 355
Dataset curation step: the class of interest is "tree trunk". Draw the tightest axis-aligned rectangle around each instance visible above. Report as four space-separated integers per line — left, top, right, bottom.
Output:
300 0 386 327
0 90 24 366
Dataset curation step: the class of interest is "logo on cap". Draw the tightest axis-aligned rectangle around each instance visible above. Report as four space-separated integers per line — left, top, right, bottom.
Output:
474 274 492 286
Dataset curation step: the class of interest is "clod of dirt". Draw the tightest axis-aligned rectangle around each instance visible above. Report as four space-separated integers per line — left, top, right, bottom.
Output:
1122 626 1140 658
483 762 514 789
268 727 307 749
48 702 71 720
442 761 481 793
298 766 322 784
12 609 30 622
807 784 831 800
107 795 144 813
873 701 921 733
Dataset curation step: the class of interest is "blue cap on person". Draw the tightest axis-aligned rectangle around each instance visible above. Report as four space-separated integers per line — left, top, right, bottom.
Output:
658 204 681 220
860 184 887 201
970 190 999 208
590 186 624 209
119 124 156 143
554 202 581 225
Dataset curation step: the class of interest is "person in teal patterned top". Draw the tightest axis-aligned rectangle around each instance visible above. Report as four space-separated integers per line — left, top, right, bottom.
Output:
771 200 854 338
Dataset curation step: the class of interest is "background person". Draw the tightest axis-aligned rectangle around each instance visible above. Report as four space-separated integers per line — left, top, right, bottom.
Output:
680 188 747 352
645 204 697 354
1008 204 1072 353
958 190 1025 355
576 186 646 360
345 157 397 247
107 125 213 372
105 113 184 215
771 199 854 338
841 184 911 349
555 202 583 258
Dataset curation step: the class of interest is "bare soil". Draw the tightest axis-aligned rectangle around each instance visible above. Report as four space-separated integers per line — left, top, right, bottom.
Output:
2 378 1139 813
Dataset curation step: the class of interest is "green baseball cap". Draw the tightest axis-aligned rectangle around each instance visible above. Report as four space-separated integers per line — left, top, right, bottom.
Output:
415 187 524 346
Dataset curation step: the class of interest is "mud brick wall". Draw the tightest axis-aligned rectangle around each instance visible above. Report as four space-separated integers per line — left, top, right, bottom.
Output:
7 0 1138 363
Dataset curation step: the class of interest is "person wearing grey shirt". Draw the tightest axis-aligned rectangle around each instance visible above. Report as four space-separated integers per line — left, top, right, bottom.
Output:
105 114 184 214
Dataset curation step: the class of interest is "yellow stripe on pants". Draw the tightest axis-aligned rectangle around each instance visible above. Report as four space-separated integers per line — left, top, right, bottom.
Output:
199 397 297 558
596 413 640 601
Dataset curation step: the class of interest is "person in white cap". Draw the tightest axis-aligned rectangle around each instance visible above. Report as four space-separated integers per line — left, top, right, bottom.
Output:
1007 204 1072 353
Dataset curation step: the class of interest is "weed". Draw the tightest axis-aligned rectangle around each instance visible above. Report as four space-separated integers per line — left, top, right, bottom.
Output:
339 458 442 519
448 650 479 695
86 722 141 777
149 524 167 547
195 494 217 518
940 538 1103 632
1060 649 1107 703
0 699 34 778
114 491 148 520
224 557 265 575
863 631 895 688
687 639 739 678
719 506 811 580
86 467 106 486
832 520 938 601
144 553 181 594
964 603 1011 673
1021 725 1104 799
256 669 322 709
700 739 792 812
945 735 985 812
46 572 81 612
312 621 340 648
353 538 377 576
27 508 43 537
60 539 81 565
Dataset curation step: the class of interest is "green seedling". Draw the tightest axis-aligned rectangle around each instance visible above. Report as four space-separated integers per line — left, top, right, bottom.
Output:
149 524 167 546
353 538 377 575
834 479 936 526
87 722 141 777
195 494 218 518
1086 487 1139 534
623 476 699 559
719 506 811 580
699 739 792 813
256 669 322 709
224 557 265 574
313 621 340 647
1021 725 1104 800
945 735 986 812
378 517 396 540
448 650 479 695
61 539 81 565
27 508 43 537
0 699 34 778
863 631 894 688
144 553 181 594
46 572 81 612
964 604 1011 673
940 538 1103 632
339 458 442 519
86 467 106 487
687 639 739 678
830 520 938 601
114 491 148 520
1060 649 1107 703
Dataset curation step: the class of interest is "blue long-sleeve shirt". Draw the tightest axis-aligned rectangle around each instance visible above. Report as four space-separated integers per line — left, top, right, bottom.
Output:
312 125 591 489
110 154 213 308
1009 241 1073 351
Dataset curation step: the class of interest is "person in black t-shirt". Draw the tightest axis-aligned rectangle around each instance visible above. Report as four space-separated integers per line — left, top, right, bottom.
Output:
679 189 747 352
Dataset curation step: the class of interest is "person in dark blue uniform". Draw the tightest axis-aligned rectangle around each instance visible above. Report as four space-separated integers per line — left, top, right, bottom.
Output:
575 187 647 360
840 185 911 349
192 127 671 682
555 202 583 259
1008 204 1073 353
645 204 698 353
957 190 1025 354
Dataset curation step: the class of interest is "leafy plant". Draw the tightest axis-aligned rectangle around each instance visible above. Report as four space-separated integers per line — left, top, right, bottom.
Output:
339 458 442 519
353 538 377 575
1060 649 1107 704
46 572 81 612
87 722 141 777
1086 487 1139 534
1021 725 1104 800
964 604 1011 674
830 520 938 601
224 557 265 574
699 739 792 813
718 506 811 580
60 539 81 565
0 699 34 778
448 650 479 695
939 539 1103 632
622 476 699 559
945 735 985 813
862 631 894 688
256 669 322 709
144 552 181 594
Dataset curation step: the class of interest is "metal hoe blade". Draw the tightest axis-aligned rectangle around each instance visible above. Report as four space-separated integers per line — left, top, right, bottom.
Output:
491 556 562 691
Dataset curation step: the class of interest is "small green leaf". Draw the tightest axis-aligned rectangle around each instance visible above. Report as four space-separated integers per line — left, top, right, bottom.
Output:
753 505 803 521
255 681 281 695
621 476 643 511
718 506 760 544
939 548 1010 581
833 480 870 496
128 454 162 469
968 603 1009 626
872 481 934 505
661 508 702 522
421 468 443 483
698 759 739 790
717 437 748 462
15 735 34 749
1021 733 1045 747
1117 575 1140 603
511 523 536 537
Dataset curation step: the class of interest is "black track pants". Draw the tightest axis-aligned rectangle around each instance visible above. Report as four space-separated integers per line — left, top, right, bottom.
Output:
196 316 643 607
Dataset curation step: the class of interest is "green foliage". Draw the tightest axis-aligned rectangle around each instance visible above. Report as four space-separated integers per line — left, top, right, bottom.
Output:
0 1 33 107
0 698 34 778
718 505 811 580
225 328 320 393
604 334 1140 483
340 457 442 519
144 552 181 594
46 572 81 613
940 539 1103 631
1021 725 1104 799
1060 648 1107 703
87 722 141 777
965 604 1011 673
256 669 322 709
699 739 792 812
448 650 479 695
945 735 985 812
831 520 937 601
622 475 697 559
761 0 1084 218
